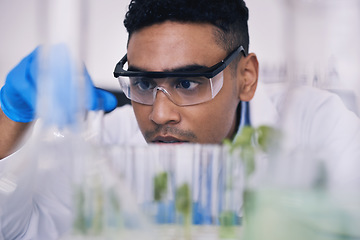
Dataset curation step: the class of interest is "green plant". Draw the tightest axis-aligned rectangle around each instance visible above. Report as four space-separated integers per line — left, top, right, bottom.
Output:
224 125 280 177
153 172 168 202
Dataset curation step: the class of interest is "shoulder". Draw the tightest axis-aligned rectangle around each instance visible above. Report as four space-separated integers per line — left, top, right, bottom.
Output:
251 82 360 143
275 85 356 125
260 83 346 113
103 105 146 145
104 104 136 125
252 83 356 124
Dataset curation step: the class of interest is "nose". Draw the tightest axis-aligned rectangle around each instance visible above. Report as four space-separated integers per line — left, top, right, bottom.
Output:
149 88 181 125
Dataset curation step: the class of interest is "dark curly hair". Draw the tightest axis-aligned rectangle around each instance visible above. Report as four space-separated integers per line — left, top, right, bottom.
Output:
123 0 250 54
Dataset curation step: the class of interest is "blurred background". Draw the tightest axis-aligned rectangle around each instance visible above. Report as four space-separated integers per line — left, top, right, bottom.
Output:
0 0 359 112
1 2 360 239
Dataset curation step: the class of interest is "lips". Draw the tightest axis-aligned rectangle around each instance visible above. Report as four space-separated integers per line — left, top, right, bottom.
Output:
152 136 188 144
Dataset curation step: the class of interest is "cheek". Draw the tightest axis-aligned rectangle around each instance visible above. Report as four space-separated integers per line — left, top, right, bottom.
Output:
187 97 239 143
131 91 239 144
204 106 236 142
132 103 151 132
203 80 240 141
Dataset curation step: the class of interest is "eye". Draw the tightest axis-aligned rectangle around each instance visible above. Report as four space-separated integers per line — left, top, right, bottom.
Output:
176 79 199 90
138 79 151 90
131 77 155 91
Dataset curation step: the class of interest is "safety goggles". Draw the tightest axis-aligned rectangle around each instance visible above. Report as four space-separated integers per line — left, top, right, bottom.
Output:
113 45 246 106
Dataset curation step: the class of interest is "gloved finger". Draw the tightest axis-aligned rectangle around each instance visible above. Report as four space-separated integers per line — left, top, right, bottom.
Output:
0 47 39 122
91 88 118 112
83 66 118 112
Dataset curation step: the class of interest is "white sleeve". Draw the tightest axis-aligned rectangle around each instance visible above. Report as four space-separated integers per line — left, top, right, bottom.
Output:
278 86 360 188
102 105 147 146
0 150 37 239
0 138 72 239
0 106 144 239
308 91 360 188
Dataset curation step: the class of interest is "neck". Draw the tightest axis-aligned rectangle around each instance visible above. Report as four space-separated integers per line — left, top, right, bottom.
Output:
226 101 242 141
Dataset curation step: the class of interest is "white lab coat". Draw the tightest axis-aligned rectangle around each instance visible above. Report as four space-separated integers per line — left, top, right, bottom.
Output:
0 83 359 239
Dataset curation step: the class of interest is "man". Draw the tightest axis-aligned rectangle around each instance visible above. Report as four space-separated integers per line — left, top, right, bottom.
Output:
0 0 257 158
0 0 359 239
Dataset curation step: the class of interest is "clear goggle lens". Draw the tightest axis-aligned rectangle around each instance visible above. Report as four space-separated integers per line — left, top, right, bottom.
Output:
118 71 224 106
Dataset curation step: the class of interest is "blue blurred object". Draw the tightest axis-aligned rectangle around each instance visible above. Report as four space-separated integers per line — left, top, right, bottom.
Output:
0 46 117 124
0 47 39 122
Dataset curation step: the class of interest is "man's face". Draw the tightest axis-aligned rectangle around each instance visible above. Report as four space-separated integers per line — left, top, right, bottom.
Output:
127 21 247 144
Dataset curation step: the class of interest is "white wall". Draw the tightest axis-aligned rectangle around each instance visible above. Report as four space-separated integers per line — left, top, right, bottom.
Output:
0 0 38 85
0 0 129 90
0 0 289 90
0 0 359 93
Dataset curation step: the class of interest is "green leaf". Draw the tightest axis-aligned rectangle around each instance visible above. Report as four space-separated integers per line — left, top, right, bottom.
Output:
73 187 87 233
234 126 255 147
153 172 168 202
175 183 191 216
241 145 255 177
257 125 282 152
225 126 255 153
224 125 281 179
219 210 237 226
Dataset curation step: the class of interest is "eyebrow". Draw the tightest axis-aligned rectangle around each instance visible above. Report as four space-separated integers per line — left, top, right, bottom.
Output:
127 64 211 73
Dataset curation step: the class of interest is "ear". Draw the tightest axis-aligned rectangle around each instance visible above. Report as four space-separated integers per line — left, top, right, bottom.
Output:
237 53 259 101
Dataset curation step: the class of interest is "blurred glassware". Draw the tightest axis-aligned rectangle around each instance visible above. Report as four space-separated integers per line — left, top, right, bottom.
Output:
243 1 360 239
103 144 245 240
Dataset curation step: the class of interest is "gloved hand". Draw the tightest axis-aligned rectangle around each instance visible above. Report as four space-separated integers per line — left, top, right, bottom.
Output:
0 46 117 124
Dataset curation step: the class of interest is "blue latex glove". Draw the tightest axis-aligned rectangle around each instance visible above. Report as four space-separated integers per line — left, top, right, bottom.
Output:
0 47 117 123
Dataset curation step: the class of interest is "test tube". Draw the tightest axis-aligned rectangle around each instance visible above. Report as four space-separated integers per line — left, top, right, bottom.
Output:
36 0 87 130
